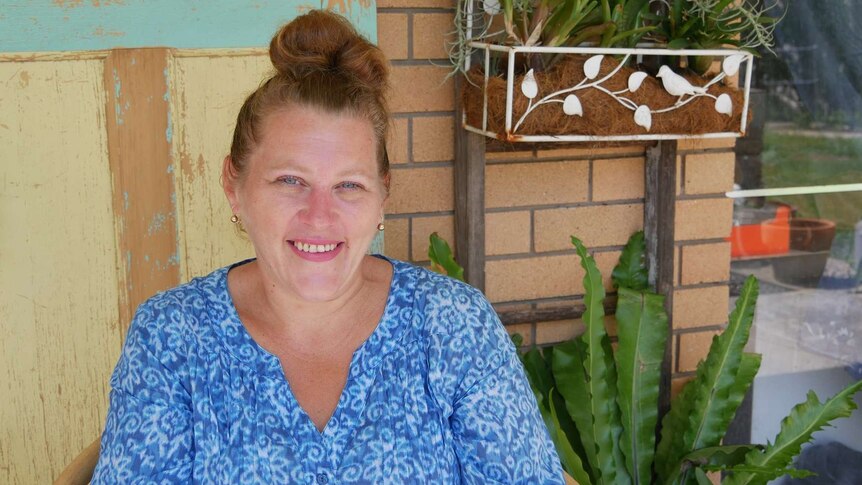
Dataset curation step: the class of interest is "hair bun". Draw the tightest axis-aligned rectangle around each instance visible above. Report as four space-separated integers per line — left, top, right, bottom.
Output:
269 10 388 94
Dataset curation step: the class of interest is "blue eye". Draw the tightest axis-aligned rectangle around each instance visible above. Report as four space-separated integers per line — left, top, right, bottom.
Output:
278 176 301 186
339 182 362 190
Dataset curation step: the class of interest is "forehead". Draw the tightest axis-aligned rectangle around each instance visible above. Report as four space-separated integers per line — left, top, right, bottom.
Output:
253 105 377 173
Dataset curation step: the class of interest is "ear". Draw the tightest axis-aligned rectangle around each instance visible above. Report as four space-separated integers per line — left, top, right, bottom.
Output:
221 155 240 213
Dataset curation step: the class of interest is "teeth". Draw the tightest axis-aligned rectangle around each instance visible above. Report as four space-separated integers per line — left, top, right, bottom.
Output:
293 242 337 253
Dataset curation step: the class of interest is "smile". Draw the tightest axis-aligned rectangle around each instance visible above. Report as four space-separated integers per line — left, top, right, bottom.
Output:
291 241 340 253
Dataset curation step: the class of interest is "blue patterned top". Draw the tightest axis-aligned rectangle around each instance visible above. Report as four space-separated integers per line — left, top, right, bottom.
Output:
92 256 563 484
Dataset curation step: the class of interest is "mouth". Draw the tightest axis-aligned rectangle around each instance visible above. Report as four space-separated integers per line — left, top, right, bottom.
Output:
288 240 343 254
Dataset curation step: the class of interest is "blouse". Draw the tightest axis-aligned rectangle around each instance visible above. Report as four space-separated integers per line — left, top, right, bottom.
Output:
92 256 564 484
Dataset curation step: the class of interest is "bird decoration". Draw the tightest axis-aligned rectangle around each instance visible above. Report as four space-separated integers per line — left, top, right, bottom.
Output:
656 65 707 98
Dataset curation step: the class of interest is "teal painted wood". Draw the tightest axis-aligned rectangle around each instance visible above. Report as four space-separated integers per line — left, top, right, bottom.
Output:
1 1 377 53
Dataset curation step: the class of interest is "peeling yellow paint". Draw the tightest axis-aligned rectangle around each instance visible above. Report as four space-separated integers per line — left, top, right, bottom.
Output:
170 54 262 280
0 59 121 485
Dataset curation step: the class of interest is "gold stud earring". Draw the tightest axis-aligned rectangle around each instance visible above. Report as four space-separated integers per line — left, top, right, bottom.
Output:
377 222 385 231
230 214 240 224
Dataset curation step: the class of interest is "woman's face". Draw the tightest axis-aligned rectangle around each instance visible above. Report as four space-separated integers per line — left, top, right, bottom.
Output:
223 105 387 302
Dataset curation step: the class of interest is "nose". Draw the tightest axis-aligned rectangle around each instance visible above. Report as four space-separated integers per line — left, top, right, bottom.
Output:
298 187 336 227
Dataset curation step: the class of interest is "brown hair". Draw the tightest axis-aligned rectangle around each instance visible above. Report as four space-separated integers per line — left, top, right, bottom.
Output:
228 10 390 188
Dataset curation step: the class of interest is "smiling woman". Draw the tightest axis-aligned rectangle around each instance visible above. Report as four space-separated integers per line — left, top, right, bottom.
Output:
90 9 564 484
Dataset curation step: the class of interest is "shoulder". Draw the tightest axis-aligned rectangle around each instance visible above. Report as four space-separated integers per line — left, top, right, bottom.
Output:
125 265 229 353
388 258 501 340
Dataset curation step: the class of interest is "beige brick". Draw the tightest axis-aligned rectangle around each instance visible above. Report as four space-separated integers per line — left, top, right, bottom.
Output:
671 375 694 399
677 137 737 151
486 150 535 161
506 323 535 348
594 250 622 292
674 245 681 286
390 65 454 112
678 330 720 372
534 204 643 252
673 286 729 329
383 217 410 260
411 215 454 262
684 152 735 195
535 319 583 345
678 200 732 239
681 242 731 285
675 198 733 241
413 116 454 162
535 144 647 160
377 13 408 60
486 254 582 302
388 118 409 165
378 0 453 7
486 211 531 256
676 155 682 196
413 13 455 59
486 161 589 208
387 167 453 214
592 157 645 202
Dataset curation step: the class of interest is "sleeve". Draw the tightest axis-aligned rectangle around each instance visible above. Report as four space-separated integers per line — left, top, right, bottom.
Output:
426 282 565 485
91 295 194 484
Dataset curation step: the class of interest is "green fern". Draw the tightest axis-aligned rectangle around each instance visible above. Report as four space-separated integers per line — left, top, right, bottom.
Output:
724 380 862 485
615 286 667 485
656 276 759 483
427 232 464 281
611 230 648 291
571 236 631 485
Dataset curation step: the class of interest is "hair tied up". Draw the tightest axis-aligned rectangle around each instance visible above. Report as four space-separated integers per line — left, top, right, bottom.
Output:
269 10 388 95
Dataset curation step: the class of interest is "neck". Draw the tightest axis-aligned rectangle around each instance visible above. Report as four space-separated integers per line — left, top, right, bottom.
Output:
250 258 371 342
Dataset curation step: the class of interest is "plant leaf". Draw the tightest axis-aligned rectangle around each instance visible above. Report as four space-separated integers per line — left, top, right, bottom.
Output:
611 231 648 291
656 276 759 483
693 467 712 485
667 444 763 484
523 347 554 409
549 389 594 485
428 232 464 281
571 236 631 485
724 380 862 485
553 339 598 480
615 287 667 485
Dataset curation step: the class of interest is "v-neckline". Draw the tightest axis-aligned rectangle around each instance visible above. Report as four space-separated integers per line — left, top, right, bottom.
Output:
219 255 400 440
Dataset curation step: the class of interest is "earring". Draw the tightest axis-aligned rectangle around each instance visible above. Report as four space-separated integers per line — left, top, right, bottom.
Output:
377 222 385 231
230 214 240 224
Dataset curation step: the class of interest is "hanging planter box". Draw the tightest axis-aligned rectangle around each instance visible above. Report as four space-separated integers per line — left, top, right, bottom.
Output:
462 42 754 143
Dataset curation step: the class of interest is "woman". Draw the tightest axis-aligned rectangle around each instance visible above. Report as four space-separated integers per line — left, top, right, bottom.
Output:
92 10 563 484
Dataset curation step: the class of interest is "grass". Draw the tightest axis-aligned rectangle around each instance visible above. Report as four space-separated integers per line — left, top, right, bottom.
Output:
761 131 862 231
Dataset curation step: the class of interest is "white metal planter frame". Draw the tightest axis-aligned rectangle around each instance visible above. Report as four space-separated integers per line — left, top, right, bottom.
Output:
463 41 754 143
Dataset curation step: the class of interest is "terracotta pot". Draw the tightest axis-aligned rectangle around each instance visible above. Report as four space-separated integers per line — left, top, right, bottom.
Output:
788 218 836 252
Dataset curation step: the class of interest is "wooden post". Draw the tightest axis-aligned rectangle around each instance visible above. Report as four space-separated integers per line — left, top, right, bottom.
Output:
104 48 180 335
645 140 678 423
454 75 487 291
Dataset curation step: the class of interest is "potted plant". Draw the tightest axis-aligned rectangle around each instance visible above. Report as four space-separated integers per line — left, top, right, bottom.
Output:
450 0 782 142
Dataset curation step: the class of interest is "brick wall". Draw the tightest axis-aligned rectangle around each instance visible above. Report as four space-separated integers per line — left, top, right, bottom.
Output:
378 2 736 393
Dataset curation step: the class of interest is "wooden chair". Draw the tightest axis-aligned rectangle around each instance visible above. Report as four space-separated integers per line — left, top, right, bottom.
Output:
54 436 101 485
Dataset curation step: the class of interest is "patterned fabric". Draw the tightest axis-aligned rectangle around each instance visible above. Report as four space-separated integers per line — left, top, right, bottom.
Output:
92 256 564 484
